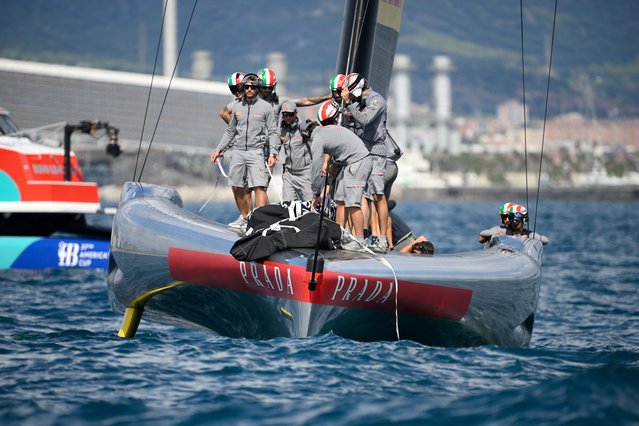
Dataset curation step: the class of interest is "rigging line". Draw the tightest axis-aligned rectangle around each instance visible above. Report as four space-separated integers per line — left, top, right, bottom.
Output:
198 159 227 213
265 160 283 203
346 0 368 75
133 0 168 181
533 0 558 235
519 0 530 212
344 0 360 75
355 242 400 340
137 0 199 182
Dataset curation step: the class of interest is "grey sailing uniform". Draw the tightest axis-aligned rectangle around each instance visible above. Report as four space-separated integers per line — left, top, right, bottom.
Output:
345 88 389 197
222 97 241 161
261 92 283 116
310 125 372 207
216 97 279 189
479 225 506 241
277 119 314 201
383 133 402 200
506 228 550 245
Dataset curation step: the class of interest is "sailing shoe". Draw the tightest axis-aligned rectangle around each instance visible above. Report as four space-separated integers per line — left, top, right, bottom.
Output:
340 231 366 251
228 215 248 229
366 236 388 254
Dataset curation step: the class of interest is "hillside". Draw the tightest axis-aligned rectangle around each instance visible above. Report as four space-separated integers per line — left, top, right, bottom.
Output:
1 0 637 118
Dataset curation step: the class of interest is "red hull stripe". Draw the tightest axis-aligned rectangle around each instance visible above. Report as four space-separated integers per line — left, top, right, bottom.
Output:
168 248 472 320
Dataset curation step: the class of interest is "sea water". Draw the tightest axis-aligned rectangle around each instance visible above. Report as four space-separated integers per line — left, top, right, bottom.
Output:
1 200 638 425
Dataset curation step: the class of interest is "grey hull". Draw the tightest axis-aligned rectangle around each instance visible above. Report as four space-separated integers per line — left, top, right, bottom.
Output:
108 182 543 347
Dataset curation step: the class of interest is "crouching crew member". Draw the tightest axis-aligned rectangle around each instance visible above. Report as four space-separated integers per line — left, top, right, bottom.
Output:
309 101 372 247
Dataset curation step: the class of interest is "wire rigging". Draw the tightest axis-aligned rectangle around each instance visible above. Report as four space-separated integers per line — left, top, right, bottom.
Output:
519 0 530 213
533 0 558 235
519 0 558 235
136 0 199 182
133 0 168 181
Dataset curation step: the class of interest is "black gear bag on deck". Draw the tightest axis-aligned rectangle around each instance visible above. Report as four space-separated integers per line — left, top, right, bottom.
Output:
230 212 342 262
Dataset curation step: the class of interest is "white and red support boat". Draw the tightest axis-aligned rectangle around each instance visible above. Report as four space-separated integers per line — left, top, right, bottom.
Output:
0 107 120 269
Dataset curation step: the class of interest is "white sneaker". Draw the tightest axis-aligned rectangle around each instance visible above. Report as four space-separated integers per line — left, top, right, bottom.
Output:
366 237 388 254
341 239 364 251
228 215 247 229
340 232 365 251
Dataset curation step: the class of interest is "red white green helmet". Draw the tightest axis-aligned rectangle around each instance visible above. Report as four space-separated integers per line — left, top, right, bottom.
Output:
499 202 516 215
509 204 528 216
227 72 244 93
228 72 244 87
317 100 339 125
329 74 346 91
258 68 276 88
507 204 528 222
345 73 366 97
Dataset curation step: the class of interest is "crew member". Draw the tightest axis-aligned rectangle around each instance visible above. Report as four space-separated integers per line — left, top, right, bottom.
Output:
309 100 372 248
341 73 390 253
258 67 332 116
274 100 314 202
210 73 279 231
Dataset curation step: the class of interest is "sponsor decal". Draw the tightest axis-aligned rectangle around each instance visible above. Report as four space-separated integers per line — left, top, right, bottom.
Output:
57 241 109 268
168 248 472 319
5 238 109 269
32 163 64 175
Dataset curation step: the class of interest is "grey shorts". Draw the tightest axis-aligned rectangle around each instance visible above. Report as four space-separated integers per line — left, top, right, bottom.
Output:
282 170 313 202
334 156 372 208
384 161 398 200
365 154 387 198
228 149 270 189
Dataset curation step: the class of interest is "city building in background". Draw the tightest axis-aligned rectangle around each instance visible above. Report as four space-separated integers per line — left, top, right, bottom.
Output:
1 51 638 200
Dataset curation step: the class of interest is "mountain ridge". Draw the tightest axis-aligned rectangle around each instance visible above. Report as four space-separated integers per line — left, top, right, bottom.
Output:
1 0 637 118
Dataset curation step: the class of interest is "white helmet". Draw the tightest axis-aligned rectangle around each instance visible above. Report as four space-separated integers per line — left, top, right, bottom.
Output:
317 100 339 125
345 73 366 97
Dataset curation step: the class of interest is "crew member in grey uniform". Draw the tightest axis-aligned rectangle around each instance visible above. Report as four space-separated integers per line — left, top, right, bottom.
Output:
506 211 549 245
217 72 253 220
210 73 280 230
310 101 372 248
258 67 332 116
273 100 314 202
478 202 515 244
341 73 390 253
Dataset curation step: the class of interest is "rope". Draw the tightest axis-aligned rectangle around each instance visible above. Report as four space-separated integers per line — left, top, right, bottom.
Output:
265 160 283 203
198 159 229 213
348 238 400 340
217 158 229 178
533 0 558 235
137 0 199 182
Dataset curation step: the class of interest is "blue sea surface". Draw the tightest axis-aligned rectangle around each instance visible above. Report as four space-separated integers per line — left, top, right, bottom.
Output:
1 200 638 425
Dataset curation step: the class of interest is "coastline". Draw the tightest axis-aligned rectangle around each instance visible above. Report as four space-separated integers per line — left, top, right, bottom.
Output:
99 184 639 205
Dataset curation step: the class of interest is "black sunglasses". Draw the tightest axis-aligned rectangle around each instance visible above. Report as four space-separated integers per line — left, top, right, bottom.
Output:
230 86 241 94
331 89 342 94
244 85 258 91
282 112 296 117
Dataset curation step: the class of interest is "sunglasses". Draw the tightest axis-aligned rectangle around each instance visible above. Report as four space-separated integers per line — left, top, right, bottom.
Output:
331 89 342 94
244 85 258 91
230 86 241 94
282 112 296 117
261 86 274 90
